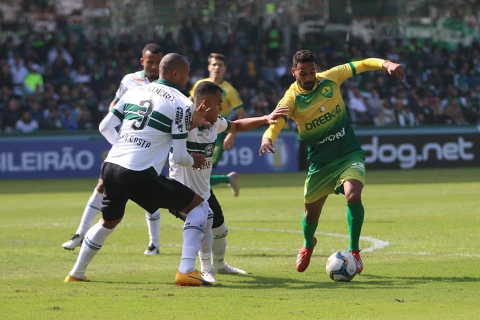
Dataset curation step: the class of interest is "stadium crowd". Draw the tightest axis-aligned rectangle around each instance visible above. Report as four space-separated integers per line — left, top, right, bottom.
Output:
1 4 480 133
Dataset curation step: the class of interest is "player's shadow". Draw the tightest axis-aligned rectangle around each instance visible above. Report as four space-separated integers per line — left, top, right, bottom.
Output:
213 273 401 290
361 273 480 284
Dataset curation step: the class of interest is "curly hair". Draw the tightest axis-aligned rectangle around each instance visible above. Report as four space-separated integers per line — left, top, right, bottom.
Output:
293 50 316 67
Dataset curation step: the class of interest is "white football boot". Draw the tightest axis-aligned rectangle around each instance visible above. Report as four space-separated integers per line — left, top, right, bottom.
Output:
62 234 83 250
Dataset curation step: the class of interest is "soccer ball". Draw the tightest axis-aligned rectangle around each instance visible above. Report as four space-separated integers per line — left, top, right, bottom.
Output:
326 251 357 282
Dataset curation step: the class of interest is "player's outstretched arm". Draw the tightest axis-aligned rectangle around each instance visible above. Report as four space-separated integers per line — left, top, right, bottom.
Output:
259 137 276 156
223 107 247 150
382 60 404 82
228 106 288 133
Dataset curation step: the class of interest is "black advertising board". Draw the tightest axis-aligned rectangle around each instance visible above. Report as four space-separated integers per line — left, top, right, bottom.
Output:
358 133 480 169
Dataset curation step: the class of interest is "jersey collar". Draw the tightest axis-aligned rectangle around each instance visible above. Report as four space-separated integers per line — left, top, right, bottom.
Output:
157 79 181 91
294 78 319 94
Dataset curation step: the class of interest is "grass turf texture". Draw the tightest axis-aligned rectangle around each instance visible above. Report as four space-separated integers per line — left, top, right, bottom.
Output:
0 168 479 319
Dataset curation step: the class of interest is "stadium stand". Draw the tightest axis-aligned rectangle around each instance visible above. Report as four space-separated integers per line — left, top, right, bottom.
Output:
0 0 479 133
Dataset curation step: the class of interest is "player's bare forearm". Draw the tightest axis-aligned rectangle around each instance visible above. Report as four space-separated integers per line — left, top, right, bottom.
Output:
229 117 269 133
259 137 275 156
229 106 288 133
108 98 117 111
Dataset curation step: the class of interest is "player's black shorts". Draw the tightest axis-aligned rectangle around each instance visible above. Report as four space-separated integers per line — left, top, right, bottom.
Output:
100 162 195 221
208 189 224 228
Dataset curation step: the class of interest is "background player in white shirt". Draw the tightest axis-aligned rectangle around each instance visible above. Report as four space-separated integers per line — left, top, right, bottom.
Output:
169 81 288 283
65 53 214 286
62 43 164 255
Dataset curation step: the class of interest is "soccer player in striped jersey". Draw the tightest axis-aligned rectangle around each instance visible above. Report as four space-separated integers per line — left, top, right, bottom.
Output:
169 81 288 283
260 50 404 274
189 53 246 197
62 43 164 255
65 53 214 286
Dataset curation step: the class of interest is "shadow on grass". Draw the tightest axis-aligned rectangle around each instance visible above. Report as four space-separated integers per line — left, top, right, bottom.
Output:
362 273 480 284
69 272 480 289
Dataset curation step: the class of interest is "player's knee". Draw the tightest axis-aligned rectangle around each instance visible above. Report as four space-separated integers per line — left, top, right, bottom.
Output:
96 178 105 193
345 192 362 203
213 223 228 239
101 217 122 229
184 194 208 214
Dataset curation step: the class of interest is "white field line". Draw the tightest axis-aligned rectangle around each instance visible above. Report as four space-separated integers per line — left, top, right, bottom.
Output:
228 227 389 253
2 223 480 258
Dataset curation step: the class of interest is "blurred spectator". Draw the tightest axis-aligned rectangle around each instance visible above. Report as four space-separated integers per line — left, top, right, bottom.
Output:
376 98 396 126
348 89 370 125
444 99 468 125
43 107 64 130
0 64 13 88
47 40 73 66
9 53 29 97
0 2 479 133
15 110 39 133
395 103 418 127
266 20 282 62
250 91 271 117
61 107 78 130
1 99 22 132
24 64 44 94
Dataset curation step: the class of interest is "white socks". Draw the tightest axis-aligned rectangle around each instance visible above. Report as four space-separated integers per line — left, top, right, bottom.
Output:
212 222 228 269
145 210 160 247
199 208 214 272
75 188 103 237
69 222 115 279
178 200 209 273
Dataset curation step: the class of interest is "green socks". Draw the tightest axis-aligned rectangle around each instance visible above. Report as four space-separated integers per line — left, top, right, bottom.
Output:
346 202 364 251
210 175 229 186
302 215 318 248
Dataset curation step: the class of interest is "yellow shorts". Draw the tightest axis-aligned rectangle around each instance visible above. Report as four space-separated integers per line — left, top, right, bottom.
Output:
304 150 366 204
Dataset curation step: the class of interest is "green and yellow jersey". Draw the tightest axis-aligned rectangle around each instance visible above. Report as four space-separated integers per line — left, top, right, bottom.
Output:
263 58 386 166
189 78 244 118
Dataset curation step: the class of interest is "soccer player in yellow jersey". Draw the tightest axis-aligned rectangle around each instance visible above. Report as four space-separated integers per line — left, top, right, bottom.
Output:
260 50 404 274
189 53 247 197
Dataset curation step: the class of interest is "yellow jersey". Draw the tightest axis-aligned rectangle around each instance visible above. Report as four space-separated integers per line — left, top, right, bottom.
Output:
263 58 386 165
190 78 244 118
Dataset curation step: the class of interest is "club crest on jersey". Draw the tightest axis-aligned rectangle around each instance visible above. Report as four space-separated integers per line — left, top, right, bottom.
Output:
175 107 184 132
204 143 215 157
321 85 333 98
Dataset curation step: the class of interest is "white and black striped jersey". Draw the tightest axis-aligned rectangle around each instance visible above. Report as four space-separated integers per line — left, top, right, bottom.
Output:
103 79 194 174
169 115 230 200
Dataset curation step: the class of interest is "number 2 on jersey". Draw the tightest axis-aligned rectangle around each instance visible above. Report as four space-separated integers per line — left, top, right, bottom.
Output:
132 99 154 130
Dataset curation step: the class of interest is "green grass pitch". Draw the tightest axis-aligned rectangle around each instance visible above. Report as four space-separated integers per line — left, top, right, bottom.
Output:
0 168 479 319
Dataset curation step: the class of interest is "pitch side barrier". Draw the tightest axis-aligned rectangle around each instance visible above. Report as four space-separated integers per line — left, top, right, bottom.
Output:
1 126 478 179
0 131 299 179
355 126 480 169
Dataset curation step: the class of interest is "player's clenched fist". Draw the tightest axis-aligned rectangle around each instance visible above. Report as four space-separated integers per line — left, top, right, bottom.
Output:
190 152 206 169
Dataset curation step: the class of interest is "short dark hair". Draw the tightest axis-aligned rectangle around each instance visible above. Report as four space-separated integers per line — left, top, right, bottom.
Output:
194 81 222 98
208 53 227 66
142 43 162 55
293 50 316 67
